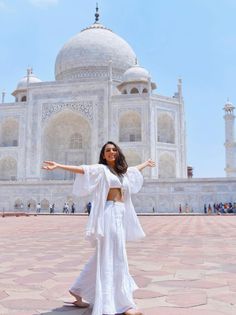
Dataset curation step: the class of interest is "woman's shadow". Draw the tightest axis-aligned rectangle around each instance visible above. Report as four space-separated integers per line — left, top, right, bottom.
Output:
38 305 92 315
38 306 124 315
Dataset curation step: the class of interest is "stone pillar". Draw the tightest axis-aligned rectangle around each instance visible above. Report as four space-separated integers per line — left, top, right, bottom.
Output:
178 78 187 178
148 77 155 178
223 100 236 177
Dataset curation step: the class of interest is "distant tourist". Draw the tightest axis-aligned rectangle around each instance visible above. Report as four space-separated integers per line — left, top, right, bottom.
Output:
85 202 92 215
49 203 55 214
36 203 41 213
179 204 182 213
71 203 76 214
63 202 69 213
208 204 212 214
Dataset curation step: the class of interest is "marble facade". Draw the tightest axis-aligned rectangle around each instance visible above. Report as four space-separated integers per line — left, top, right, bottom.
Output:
0 15 235 212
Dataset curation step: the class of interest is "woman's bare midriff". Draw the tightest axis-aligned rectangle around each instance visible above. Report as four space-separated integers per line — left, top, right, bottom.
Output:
106 188 124 202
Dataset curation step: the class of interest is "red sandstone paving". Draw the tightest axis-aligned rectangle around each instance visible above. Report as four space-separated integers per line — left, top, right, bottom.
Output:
1 216 236 314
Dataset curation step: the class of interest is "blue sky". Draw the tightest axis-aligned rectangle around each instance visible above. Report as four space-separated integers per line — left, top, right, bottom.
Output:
0 0 235 178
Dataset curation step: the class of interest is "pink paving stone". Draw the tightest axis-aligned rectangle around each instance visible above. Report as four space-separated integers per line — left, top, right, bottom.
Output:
166 291 207 307
0 298 61 310
0 291 8 300
190 279 226 289
132 270 171 277
14 272 55 284
155 279 226 289
0 274 18 280
133 276 152 288
1 311 40 315
227 278 236 285
154 280 192 287
41 284 70 299
142 307 228 315
180 258 204 265
211 292 236 304
28 267 57 273
134 289 165 299
229 285 236 292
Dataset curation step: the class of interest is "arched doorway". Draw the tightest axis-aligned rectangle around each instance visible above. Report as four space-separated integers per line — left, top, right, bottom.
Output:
42 111 91 180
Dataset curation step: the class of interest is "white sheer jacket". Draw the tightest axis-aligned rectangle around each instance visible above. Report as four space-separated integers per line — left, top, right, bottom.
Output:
72 164 146 246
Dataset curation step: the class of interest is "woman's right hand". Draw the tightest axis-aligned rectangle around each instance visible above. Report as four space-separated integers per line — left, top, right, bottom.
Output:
42 160 59 171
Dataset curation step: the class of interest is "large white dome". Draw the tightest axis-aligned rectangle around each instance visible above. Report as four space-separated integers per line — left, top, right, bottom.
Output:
55 23 136 81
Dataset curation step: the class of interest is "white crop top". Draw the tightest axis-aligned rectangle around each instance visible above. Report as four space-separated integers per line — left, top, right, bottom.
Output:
108 171 123 189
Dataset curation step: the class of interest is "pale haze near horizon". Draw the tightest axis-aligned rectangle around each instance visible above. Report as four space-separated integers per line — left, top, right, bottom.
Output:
0 0 235 178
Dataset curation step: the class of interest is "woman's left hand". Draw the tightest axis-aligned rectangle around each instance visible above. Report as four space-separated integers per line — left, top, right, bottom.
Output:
146 159 156 167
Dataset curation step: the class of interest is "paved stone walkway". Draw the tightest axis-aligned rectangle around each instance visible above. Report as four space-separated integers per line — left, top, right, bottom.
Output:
0 215 236 315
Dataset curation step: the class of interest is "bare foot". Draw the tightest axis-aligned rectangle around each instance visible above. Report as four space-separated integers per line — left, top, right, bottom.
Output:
69 290 90 308
124 308 143 315
73 300 90 308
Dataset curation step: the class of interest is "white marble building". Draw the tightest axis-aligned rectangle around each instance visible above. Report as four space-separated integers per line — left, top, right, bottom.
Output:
0 11 235 212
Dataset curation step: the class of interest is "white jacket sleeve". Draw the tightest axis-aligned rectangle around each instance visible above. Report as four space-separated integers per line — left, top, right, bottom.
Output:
72 164 104 197
126 167 144 194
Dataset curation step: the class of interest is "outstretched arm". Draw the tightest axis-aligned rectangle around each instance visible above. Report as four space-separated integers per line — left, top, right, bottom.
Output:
42 161 85 174
135 159 156 172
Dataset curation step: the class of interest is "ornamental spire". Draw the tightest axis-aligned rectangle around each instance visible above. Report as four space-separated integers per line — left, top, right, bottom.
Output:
95 3 99 23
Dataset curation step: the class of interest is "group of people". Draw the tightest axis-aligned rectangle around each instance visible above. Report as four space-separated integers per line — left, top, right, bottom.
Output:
204 202 236 214
25 201 93 214
62 202 76 214
178 203 193 213
178 202 236 214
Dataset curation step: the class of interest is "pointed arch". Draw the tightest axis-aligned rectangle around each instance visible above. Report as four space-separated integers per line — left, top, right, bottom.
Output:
119 111 142 142
123 149 141 167
0 156 17 180
1 118 19 147
14 198 23 210
158 153 176 178
41 199 49 211
42 111 91 180
27 199 36 210
157 113 175 144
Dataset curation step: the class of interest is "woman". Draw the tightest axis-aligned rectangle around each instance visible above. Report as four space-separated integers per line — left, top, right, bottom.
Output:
42 141 155 315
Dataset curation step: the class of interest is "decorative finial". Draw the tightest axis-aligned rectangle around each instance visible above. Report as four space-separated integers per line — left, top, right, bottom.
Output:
27 67 33 76
95 3 99 23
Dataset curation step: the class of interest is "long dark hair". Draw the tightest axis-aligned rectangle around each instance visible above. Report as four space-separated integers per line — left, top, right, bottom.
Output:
99 141 128 175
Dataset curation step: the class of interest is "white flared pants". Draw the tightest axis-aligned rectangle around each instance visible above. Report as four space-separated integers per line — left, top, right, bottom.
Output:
69 201 138 315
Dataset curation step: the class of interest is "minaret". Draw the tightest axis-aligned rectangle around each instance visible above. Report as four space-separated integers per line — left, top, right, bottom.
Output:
223 99 236 177
1 90 6 103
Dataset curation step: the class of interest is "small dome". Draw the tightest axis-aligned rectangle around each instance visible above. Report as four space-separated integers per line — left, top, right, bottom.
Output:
123 64 150 83
16 71 42 90
118 63 157 91
55 23 136 81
